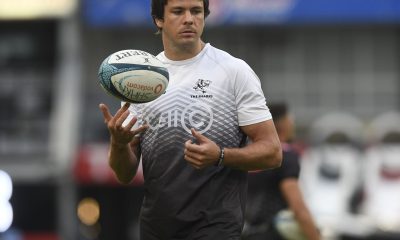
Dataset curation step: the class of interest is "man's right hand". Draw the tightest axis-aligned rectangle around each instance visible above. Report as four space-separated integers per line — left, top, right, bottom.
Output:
99 102 148 146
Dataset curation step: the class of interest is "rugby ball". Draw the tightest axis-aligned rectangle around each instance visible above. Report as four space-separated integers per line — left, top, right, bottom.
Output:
98 49 169 103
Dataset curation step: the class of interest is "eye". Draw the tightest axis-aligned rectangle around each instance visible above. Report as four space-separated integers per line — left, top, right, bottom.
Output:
191 8 203 15
171 9 183 15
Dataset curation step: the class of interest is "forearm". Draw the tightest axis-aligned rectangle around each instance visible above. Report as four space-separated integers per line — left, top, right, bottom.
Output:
223 139 282 171
183 121 281 170
294 209 320 240
282 180 321 240
109 140 139 184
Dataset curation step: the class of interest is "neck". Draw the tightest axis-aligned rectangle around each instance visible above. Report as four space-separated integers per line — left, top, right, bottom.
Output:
163 40 205 61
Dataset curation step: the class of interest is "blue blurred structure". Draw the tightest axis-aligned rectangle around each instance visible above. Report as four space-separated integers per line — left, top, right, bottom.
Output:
83 0 400 26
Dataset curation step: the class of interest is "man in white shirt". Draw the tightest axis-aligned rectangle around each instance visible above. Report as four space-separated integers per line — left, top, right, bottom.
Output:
99 0 282 239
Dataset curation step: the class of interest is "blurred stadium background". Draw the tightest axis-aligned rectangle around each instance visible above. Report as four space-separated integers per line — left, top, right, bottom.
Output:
0 0 399 239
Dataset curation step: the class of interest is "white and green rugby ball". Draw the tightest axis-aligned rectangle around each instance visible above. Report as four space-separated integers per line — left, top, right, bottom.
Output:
98 49 169 103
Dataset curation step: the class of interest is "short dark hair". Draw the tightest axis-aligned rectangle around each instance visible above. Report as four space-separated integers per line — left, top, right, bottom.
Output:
268 102 288 123
151 0 210 32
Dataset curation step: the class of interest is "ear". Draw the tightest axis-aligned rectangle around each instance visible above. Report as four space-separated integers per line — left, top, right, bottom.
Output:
155 18 164 29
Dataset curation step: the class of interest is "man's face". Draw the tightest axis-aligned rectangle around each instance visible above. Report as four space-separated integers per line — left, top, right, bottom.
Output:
156 0 205 48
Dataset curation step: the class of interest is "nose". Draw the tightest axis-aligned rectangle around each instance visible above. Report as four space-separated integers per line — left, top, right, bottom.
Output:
183 10 194 24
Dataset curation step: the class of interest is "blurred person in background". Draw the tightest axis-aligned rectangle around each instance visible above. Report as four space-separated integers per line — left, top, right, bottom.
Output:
243 102 320 240
99 0 282 239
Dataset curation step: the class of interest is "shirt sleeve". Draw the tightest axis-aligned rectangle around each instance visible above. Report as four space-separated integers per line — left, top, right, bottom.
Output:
234 60 272 126
279 149 301 181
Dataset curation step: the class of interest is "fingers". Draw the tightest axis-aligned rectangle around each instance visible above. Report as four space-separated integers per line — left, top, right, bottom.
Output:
99 103 113 123
99 103 133 128
115 111 130 129
124 115 138 131
184 153 203 169
184 136 221 169
185 139 203 154
132 124 149 135
191 128 207 143
184 140 199 166
112 102 131 125
190 128 197 136
101 102 149 148
184 140 210 169
184 145 202 161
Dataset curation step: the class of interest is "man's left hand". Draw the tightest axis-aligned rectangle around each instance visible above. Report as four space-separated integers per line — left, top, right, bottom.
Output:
184 128 221 169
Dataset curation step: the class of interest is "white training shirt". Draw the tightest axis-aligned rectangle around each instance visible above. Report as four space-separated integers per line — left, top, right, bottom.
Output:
123 43 272 237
